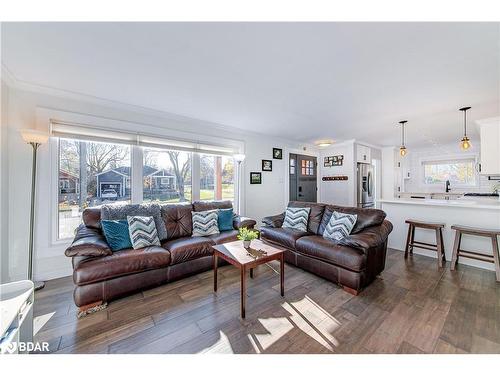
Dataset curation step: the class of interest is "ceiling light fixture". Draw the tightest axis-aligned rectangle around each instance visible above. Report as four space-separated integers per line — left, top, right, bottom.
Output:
316 140 333 148
398 120 408 157
459 106 472 150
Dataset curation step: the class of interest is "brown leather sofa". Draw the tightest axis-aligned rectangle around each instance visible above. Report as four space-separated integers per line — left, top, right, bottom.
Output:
65 200 256 314
261 201 393 295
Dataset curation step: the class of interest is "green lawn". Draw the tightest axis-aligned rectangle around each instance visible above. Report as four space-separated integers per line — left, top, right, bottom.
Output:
154 184 234 203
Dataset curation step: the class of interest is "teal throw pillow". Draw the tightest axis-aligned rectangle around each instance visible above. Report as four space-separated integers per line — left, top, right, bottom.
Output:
218 208 234 231
101 220 133 251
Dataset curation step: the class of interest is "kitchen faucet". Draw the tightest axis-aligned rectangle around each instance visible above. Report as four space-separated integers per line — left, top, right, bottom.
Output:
445 180 451 193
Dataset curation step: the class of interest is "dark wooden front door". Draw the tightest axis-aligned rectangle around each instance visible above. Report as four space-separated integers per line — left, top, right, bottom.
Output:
289 154 317 202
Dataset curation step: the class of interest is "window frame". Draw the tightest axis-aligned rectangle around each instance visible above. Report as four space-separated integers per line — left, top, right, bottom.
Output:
419 154 480 189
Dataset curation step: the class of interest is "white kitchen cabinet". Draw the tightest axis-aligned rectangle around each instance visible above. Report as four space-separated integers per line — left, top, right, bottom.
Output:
477 117 500 175
356 144 371 164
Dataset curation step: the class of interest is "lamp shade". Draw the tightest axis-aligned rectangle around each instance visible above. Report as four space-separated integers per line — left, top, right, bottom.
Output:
20 129 50 144
233 153 246 162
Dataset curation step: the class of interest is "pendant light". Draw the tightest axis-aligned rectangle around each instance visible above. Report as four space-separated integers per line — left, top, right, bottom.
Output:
399 120 408 157
459 106 472 150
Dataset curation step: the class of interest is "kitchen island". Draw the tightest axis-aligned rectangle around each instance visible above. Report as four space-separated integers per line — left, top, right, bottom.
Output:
379 198 500 271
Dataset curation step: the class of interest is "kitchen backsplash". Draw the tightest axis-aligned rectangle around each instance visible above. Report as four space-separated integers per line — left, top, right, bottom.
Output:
403 142 498 194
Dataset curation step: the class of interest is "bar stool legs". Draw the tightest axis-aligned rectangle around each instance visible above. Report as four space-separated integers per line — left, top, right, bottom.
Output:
450 230 462 271
450 225 500 282
404 220 446 268
436 227 446 267
491 235 500 282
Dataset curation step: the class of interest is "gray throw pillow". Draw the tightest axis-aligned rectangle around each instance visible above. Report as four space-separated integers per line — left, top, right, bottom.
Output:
323 211 357 242
127 216 161 249
101 203 167 241
192 210 220 237
282 207 310 232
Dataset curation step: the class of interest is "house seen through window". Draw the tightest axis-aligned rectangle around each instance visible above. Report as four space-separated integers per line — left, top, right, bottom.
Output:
58 139 131 239
143 148 192 203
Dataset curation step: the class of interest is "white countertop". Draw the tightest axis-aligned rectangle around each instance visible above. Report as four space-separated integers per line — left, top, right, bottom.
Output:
379 198 500 210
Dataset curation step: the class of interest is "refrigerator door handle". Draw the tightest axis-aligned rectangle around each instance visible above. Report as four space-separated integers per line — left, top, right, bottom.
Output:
367 171 372 196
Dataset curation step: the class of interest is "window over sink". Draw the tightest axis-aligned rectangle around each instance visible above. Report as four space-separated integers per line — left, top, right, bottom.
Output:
422 158 477 186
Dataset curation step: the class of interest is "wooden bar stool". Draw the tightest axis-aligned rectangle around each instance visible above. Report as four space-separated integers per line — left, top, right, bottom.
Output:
404 219 446 268
450 225 500 282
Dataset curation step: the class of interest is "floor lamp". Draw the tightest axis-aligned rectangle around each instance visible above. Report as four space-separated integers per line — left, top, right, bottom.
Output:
20 129 49 291
233 154 246 215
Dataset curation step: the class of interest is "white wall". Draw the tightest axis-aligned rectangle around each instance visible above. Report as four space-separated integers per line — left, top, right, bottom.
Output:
319 141 356 206
2 82 315 282
381 147 396 200
0 81 10 282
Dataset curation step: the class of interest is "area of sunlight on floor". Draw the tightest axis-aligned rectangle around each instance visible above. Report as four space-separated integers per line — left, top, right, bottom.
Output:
33 311 56 335
248 295 341 353
200 332 235 354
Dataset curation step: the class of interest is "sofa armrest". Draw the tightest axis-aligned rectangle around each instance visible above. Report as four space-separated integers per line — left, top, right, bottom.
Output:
261 213 285 228
338 220 393 251
65 224 113 257
233 215 257 230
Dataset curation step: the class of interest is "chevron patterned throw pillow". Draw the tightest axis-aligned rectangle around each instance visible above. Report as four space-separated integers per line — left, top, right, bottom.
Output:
127 216 161 249
323 211 357 242
192 210 220 237
282 207 310 232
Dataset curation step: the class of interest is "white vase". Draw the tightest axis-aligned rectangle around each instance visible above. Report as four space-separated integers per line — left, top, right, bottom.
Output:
243 240 251 249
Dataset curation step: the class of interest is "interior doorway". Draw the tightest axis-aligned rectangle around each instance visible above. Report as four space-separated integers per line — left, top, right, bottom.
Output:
289 153 318 202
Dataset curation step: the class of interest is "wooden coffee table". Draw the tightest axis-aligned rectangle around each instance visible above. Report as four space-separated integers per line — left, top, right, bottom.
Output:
212 239 285 319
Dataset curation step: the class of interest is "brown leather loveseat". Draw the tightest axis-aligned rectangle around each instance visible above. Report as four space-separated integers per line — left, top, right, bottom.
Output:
261 201 393 295
65 200 256 315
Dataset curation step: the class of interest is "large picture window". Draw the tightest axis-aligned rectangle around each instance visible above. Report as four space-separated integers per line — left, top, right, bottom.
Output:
143 148 192 203
58 139 131 239
54 127 239 241
422 158 477 186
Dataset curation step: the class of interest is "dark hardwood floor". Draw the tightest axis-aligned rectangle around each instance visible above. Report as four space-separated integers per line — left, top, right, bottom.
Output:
33 249 500 354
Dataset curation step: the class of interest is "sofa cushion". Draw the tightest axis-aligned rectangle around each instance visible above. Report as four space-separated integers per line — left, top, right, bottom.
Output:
295 236 366 272
161 203 193 240
162 236 215 265
208 230 239 244
73 246 171 285
288 201 326 234
282 207 310 232
65 224 112 257
193 200 232 212
260 227 312 249
319 205 386 235
82 207 102 229
101 202 168 240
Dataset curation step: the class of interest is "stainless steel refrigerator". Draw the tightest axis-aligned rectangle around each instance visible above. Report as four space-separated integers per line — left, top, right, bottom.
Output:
357 163 374 208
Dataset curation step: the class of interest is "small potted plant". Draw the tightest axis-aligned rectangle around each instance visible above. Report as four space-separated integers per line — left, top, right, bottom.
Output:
237 227 259 249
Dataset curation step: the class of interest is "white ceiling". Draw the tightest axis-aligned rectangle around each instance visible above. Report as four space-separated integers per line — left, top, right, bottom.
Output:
2 22 499 147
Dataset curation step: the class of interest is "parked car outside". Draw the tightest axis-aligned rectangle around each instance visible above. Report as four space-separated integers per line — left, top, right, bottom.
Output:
101 189 118 200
